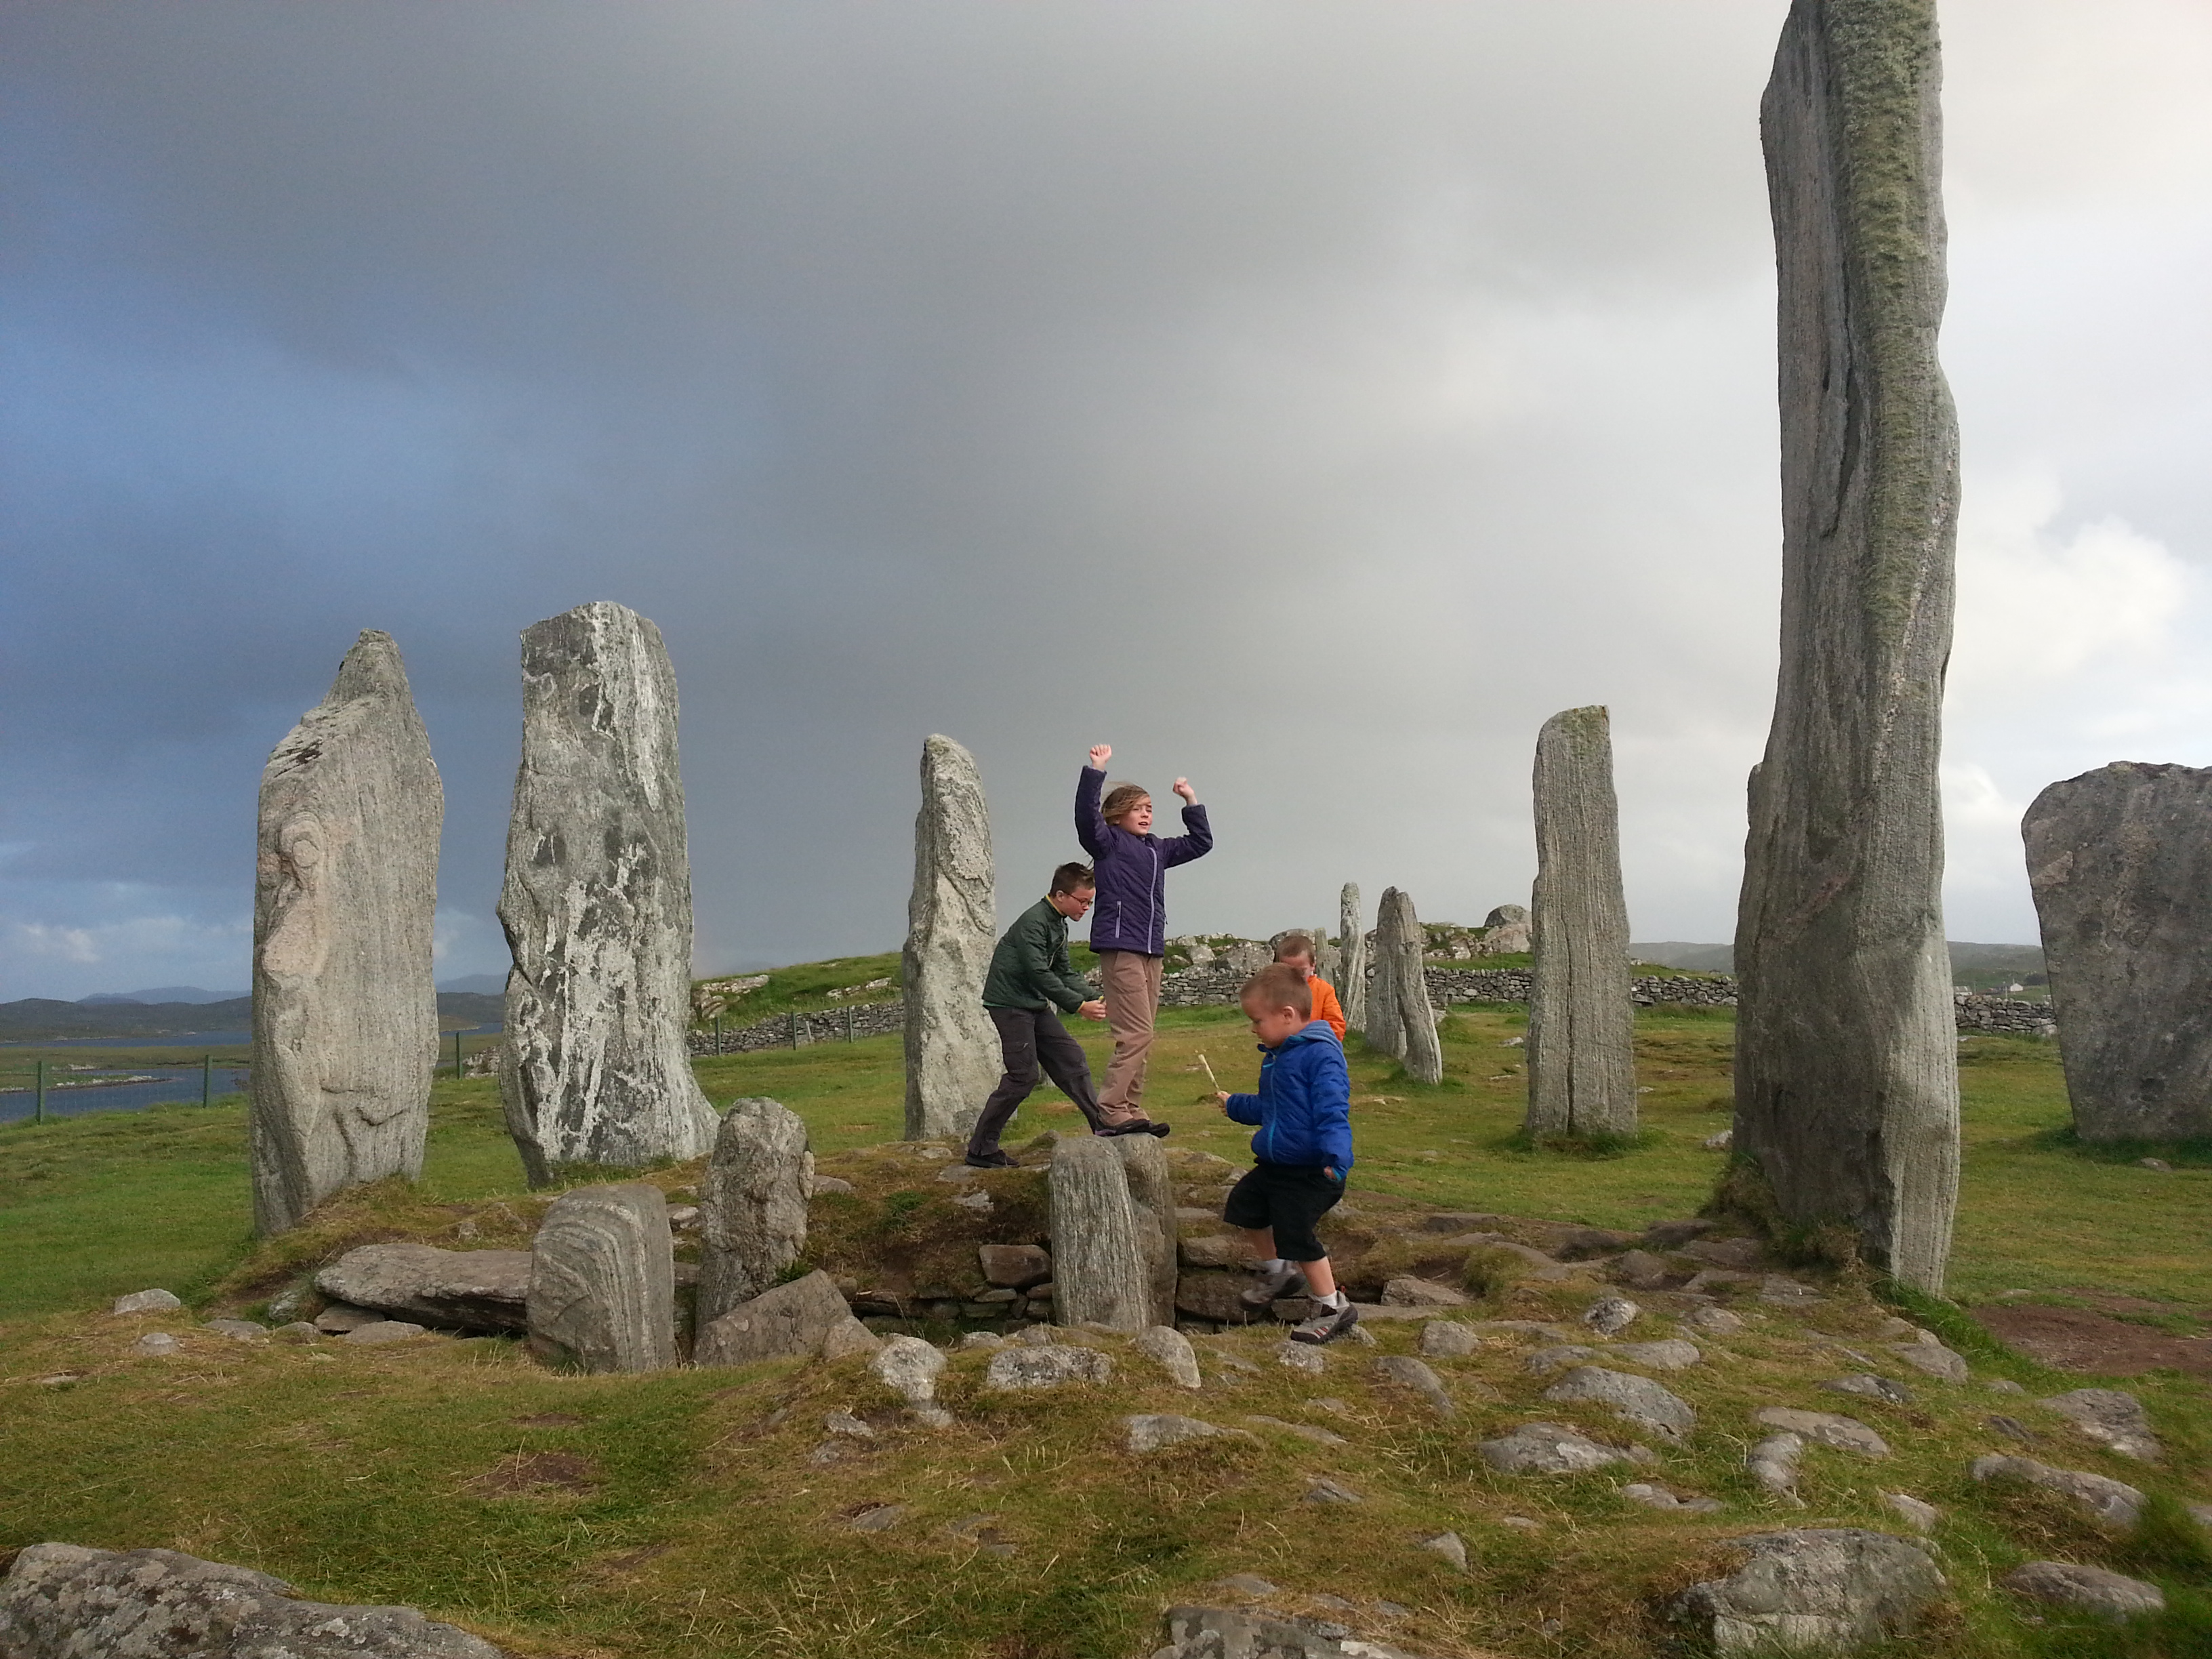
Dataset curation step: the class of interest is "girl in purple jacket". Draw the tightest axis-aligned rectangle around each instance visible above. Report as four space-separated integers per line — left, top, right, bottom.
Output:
1076 742 1214 1134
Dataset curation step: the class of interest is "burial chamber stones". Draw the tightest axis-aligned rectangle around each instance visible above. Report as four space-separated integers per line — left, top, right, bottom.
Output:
2024 761 2212 1141
498 601 718 1185
1731 0 1961 1292
903 734 1000 1140
251 630 442 1236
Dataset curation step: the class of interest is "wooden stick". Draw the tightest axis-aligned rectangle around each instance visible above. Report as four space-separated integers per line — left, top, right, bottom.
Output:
1197 1052 1220 1092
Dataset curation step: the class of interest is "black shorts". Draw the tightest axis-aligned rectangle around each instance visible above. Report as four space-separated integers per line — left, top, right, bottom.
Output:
1223 1161 1346 1264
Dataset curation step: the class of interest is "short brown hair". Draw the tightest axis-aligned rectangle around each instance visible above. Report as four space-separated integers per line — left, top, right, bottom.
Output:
1101 782 1151 823
1241 963 1312 1019
1273 932 1315 964
1049 862 1095 896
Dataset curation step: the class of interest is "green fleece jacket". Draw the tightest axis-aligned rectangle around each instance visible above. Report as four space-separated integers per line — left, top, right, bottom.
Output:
982 897 1096 1014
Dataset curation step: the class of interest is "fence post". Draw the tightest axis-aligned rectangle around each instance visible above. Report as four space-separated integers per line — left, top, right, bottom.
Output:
714 1015 722 1055
202 1054 212 1109
788 1011 800 1049
35 1059 45 1124
846 1005 855 1043
453 1029 464 1078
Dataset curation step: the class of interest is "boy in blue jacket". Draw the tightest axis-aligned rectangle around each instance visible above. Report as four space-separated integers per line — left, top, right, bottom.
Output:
1214 962 1359 1345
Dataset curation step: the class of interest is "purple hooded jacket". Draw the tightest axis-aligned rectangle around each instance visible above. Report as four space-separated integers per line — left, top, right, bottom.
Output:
1075 766 1213 956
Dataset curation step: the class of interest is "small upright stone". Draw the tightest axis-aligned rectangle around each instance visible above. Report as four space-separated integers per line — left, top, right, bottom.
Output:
1048 1134 1150 1330
526 1182 675 1374
1336 883 1367 1033
903 735 999 1140
1135 1326 1202 1389
697 1098 815 1326
1114 1133 1180 1330
499 602 718 1184
1370 888 1443 1084
2024 762 2212 1141
251 630 441 1234
1525 706 1636 1140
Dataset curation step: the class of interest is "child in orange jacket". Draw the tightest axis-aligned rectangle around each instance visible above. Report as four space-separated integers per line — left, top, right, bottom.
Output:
1273 933 1345 1042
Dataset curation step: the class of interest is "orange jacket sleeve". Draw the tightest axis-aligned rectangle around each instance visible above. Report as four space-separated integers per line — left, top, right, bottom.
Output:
1309 975 1346 1042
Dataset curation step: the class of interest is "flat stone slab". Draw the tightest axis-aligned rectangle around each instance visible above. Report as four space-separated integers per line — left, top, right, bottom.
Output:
1672 1529 1946 1655
985 1345 1113 1390
1753 1408 1890 1458
1970 1454 2144 1528
2041 1388 2160 1461
2002 1561 2165 1621
314 1244 531 1333
1477 1422 1627 1475
1542 1366 1694 1439
1124 1414 1255 1454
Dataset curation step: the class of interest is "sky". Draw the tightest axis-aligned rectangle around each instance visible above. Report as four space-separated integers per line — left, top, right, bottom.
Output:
2 1 2208 1002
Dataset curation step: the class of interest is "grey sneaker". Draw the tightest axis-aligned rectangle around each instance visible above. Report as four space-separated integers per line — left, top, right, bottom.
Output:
1290 1300 1360 1345
1240 1262 1308 1308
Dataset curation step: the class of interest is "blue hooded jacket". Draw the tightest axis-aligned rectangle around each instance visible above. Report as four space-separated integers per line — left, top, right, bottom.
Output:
1075 766 1213 956
1223 1020 1353 1172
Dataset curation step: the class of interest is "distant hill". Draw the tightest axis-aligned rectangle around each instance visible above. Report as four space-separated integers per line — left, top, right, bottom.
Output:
0 992 505 1044
1632 942 1736 972
1631 941 2046 983
436 973 508 996
78 985 246 1005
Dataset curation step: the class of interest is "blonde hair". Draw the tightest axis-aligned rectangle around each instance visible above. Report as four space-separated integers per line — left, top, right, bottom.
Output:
1241 963 1312 1019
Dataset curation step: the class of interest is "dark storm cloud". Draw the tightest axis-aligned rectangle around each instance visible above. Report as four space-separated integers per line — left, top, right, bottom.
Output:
2 1 2206 996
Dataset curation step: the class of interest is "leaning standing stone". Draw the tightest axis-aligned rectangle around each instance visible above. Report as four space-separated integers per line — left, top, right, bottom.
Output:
497 602 717 1185
1048 1134 1149 1330
1732 0 1961 1292
698 1097 815 1326
2024 762 2212 1141
1525 706 1636 1140
1336 883 1367 1033
527 1182 675 1374
250 631 441 1235
1375 888 1443 1085
902 735 1000 1140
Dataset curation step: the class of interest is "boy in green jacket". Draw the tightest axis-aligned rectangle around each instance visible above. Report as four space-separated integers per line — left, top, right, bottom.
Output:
966 863 1110 1168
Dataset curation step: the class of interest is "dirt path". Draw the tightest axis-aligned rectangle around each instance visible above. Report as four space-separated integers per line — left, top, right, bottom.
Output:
1971 1300 2212 1378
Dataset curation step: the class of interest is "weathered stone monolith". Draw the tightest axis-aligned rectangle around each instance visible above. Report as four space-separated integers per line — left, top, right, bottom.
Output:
698 1097 815 1325
1366 888 1443 1084
1526 706 1637 1139
903 735 999 1140
251 630 441 1235
1733 0 1961 1292
2024 762 2212 1142
1048 1134 1149 1330
498 602 717 1186
526 1181 675 1374
1336 884 1367 1031
1113 1132 1179 1329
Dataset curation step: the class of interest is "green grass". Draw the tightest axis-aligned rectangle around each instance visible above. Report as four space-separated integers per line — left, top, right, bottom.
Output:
5 997 2211 1658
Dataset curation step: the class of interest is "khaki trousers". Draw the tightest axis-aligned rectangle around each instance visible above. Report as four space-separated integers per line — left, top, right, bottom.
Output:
1096 949 1164 1125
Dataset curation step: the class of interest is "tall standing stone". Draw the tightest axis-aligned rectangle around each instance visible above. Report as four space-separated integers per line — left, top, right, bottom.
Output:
1114 1133 1179 1330
1526 707 1637 1139
1733 0 1961 1292
698 1097 815 1326
902 735 999 1140
1372 888 1444 1085
526 1182 676 1374
1048 1135 1149 1331
498 602 717 1186
251 631 441 1235
2024 763 2212 1142
1336 883 1367 1033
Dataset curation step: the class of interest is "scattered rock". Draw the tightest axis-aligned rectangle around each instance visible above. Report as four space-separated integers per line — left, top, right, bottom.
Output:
110 1289 183 1316
0 1543 505 1658
696 1270 874 1368
526 1183 676 1374
1582 1295 1639 1336
954 1189 993 1212
1380 1277 1467 1308
1554 1226 1639 1261
1747 1433 1804 1504
1135 1325 1202 1389
811 1176 855 1196
985 1345 1113 1391
1525 1345 1600 1374
2001 1561 2165 1622
1612 1340 1701 1371
1823 1375 1912 1405
1888 1338 1969 1382
1643 1218 1718 1248
342 1321 428 1345
1883 1492 1939 1534
1478 1422 1628 1475
1687 1306 1746 1335
1612 1250 1675 1290
1682 1236 1765 1270
132 1332 182 1357
2138 1157 2173 1172
1671 1530 1946 1654
979 1244 1053 1289
1988 1414 2036 1443
1125 1414 1252 1454
847 1504 904 1534
1212 1574 1279 1598
1372 1355 1454 1418
1986 1377 2028 1395
1621 1483 1724 1514
1418 1532 1467 1572
697 1097 815 1324
823 1412 875 1439
1173 1273 1263 1326
1703 1129 1735 1151
2041 1388 2161 1461
1760 1275 1822 1307
1418 1321 1481 1359
1752 1408 1889 1458
312 1304 383 1334
1684 1269 1762 1295
1303 1479 1363 1504
1178 1235 1242 1271
872 1334 950 1425
1244 1416 1347 1448
201 1320 268 1344
1542 1368 1694 1439
1970 1454 2144 1527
